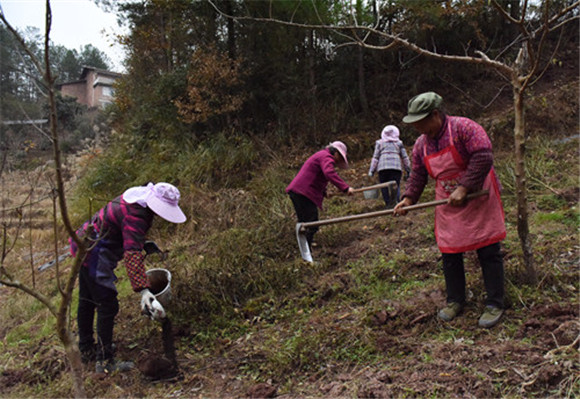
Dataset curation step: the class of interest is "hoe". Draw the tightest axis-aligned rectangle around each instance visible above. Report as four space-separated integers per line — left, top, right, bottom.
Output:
296 190 489 262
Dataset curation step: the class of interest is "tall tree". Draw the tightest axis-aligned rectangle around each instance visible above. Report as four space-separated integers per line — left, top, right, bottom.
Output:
78 43 110 70
50 43 110 83
51 45 81 82
355 0 369 114
174 45 246 129
0 25 44 116
114 0 210 141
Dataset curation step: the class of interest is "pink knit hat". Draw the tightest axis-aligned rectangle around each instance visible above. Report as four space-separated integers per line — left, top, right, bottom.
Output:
329 141 348 169
146 183 187 223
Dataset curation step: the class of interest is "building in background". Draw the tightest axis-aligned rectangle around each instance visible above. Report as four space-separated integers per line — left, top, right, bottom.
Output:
58 67 122 109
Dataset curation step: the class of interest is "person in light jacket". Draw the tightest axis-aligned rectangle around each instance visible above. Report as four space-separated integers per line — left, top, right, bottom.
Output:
286 141 354 251
368 125 411 208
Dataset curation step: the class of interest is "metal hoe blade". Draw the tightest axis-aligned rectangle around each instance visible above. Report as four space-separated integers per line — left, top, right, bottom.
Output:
296 223 313 262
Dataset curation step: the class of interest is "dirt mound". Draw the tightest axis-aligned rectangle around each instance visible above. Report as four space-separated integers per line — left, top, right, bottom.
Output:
0 346 66 391
517 303 579 347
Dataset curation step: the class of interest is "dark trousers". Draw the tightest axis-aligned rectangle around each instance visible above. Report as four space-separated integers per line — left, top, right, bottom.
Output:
378 169 402 208
78 266 119 361
288 191 319 248
441 242 504 309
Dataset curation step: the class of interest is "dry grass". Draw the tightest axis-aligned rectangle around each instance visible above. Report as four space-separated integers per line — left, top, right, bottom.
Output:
0 110 578 397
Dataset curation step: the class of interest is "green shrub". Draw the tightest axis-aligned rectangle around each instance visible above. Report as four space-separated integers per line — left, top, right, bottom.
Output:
171 227 307 319
178 132 259 188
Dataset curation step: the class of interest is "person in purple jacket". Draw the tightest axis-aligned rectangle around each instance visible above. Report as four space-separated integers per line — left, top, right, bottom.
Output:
70 182 186 374
286 141 354 251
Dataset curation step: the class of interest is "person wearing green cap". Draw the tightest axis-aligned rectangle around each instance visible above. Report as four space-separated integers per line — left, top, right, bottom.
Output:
394 91 506 328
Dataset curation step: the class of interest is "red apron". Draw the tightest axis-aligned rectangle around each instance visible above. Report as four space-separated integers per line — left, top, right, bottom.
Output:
423 124 506 253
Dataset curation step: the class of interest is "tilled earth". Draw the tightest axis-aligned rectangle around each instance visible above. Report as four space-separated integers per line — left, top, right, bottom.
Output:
6 208 575 399
1 294 577 398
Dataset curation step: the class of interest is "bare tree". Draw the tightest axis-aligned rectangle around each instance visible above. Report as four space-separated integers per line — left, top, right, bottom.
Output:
210 0 579 284
0 1 89 397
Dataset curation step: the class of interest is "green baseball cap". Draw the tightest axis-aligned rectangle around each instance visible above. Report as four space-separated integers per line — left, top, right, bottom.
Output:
402 92 443 123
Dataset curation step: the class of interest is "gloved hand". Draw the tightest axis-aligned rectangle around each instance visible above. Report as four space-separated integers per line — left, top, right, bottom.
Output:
143 241 162 255
143 241 167 260
140 288 166 321
368 172 373 177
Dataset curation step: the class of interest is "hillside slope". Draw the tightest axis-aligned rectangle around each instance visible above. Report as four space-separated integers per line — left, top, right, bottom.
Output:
0 76 578 398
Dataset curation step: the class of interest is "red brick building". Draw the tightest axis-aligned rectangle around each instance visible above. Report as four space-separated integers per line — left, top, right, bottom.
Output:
58 67 122 109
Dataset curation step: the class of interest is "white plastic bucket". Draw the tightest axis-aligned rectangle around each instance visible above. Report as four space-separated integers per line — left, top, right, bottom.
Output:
363 188 379 199
146 268 172 307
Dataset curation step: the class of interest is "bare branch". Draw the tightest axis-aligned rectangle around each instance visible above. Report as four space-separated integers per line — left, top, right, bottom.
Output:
522 1 552 90
438 75 509 109
11 50 50 95
37 1 80 249
310 0 326 26
207 0 513 76
521 0 529 24
50 186 65 296
494 33 528 62
289 0 301 23
0 1 90 395
475 50 491 62
0 215 58 317
0 194 53 213
530 26 564 88
15 104 53 141
335 39 397 52
0 275 58 316
549 15 580 33
541 1 580 35
0 149 7 180
1 209 24 264
490 0 520 25
398 51 423 69
491 0 531 39
26 173 41 289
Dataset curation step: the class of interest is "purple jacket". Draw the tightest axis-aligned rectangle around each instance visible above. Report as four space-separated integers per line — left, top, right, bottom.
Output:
403 115 499 204
286 148 350 209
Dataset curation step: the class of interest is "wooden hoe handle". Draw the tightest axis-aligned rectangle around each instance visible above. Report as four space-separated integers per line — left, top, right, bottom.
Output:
351 181 397 193
299 190 489 230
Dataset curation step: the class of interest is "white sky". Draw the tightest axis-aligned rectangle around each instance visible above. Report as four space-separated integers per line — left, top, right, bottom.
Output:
0 0 126 72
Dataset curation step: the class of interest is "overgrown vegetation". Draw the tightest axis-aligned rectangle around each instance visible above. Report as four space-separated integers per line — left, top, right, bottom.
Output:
1 100 578 397
0 0 578 397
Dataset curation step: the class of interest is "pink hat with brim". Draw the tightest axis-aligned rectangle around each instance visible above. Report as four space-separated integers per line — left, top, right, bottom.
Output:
330 141 349 169
146 183 187 223
381 125 400 142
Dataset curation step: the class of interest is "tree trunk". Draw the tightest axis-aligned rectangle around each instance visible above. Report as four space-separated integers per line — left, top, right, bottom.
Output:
357 45 369 114
307 29 317 142
57 321 86 398
512 82 537 284
225 0 236 60
45 7 88 394
355 0 368 114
